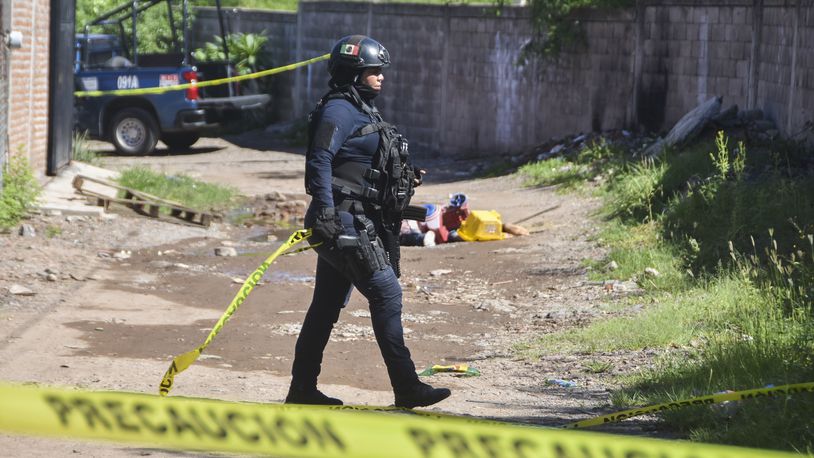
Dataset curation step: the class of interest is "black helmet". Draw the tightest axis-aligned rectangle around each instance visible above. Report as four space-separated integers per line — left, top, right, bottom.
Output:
328 35 390 84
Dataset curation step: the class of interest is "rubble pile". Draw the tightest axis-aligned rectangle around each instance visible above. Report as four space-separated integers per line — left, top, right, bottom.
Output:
520 95 793 168
235 192 308 226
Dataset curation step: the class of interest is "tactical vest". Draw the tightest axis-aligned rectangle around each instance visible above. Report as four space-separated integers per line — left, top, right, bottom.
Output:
305 86 416 218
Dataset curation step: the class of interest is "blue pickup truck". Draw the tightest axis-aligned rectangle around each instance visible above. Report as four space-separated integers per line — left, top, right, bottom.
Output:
74 0 269 155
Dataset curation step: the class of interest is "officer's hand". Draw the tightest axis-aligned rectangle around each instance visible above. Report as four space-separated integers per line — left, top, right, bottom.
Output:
313 207 344 242
413 169 426 187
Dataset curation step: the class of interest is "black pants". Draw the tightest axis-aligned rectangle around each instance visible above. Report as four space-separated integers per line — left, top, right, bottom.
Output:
290 242 420 392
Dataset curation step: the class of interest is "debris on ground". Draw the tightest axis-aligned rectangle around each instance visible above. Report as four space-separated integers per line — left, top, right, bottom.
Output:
644 96 723 157
419 364 481 377
546 378 577 388
8 284 35 296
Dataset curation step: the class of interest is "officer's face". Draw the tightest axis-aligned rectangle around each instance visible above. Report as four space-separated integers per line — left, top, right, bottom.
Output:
361 67 384 93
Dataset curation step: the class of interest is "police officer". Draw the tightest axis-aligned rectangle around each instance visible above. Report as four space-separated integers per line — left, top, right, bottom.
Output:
285 35 451 408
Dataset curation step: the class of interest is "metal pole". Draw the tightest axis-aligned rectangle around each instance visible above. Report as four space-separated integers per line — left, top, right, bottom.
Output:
182 0 189 65
214 0 233 96
166 0 179 54
131 0 138 65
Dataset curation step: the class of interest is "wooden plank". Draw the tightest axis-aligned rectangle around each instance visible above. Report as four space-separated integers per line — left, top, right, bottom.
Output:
72 174 214 227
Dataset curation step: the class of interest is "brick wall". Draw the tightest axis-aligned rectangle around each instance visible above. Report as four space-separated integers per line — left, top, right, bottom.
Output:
7 0 50 179
0 0 7 188
194 1 814 158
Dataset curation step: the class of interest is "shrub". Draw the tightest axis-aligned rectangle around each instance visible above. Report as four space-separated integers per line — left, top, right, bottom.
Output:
0 154 41 230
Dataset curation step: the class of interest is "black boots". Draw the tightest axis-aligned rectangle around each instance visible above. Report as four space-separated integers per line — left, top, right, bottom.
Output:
394 382 451 408
284 386 343 405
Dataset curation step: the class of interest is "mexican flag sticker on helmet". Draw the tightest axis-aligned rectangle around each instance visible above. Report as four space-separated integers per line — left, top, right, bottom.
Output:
340 44 359 56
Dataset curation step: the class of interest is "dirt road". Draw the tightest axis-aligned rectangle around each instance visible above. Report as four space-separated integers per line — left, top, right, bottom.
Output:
0 135 651 456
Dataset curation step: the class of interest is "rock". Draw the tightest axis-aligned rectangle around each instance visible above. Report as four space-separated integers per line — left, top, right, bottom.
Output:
220 240 236 247
604 280 641 293
19 224 36 237
65 215 84 223
9 284 35 296
645 96 722 157
264 191 286 201
198 354 223 361
572 134 587 144
430 269 452 277
712 104 738 123
148 260 173 269
644 267 661 277
475 299 516 313
94 327 104 332
214 246 238 257
231 277 244 284
112 250 132 260
69 273 86 281
738 109 764 121
751 119 776 132
46 273 58 282
43 209 62 216
606 261 619 271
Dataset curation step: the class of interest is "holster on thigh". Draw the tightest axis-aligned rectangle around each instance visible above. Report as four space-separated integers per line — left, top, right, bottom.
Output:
335 226 390 283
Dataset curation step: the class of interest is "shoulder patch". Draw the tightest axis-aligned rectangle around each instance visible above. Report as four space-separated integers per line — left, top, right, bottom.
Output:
312 121 339 151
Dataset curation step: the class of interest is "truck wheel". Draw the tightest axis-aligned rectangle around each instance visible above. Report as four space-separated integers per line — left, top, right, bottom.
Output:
162 132 200 150
109 108 158 156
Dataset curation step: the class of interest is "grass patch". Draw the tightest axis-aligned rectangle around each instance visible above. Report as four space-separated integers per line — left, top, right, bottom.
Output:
117 167 239 212
518 130 814 452
517 157 590 192
72 131 100 166
0 154 41 230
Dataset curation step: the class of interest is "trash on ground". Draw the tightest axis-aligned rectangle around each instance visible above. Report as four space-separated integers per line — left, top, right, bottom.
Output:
546 378 577 388
400 193 528 247
419 364 481 377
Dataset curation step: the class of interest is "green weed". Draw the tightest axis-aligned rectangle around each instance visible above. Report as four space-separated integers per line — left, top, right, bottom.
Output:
45 225 62 238
517 157 590 192
0 153 41 230
72 131 100 165
117 167 238 212
583 360 614 374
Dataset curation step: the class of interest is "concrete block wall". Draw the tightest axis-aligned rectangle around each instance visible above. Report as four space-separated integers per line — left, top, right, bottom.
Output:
192 0 814 157
294 2 634 157
7 0 50 178
638 3 754 132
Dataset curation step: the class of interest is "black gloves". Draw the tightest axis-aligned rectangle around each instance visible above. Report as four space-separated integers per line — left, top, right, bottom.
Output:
313 207 344 242
413 168 426 187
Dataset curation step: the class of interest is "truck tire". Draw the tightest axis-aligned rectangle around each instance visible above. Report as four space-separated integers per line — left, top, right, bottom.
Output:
162 132 200 150
109 108 158 156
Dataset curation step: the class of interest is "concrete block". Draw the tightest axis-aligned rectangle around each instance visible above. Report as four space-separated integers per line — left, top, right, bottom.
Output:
708 7 720 24
732 6 751 25
669 6 685 24
671 24 686 41
719 8 733 25
729 77 745 97
686 24 700 41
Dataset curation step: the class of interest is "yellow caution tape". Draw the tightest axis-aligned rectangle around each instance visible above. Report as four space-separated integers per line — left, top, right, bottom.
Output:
0 382 800 458
74 53 329 98
159 229 313 396
564 381 814 429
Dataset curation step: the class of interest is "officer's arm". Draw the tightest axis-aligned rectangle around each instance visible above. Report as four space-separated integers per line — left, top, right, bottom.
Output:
306 103 355 209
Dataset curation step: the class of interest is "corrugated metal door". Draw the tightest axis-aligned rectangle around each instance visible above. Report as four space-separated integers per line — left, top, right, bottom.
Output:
47 0 75 176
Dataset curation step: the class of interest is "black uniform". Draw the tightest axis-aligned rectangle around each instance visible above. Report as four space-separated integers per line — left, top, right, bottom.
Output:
292 89 420 393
